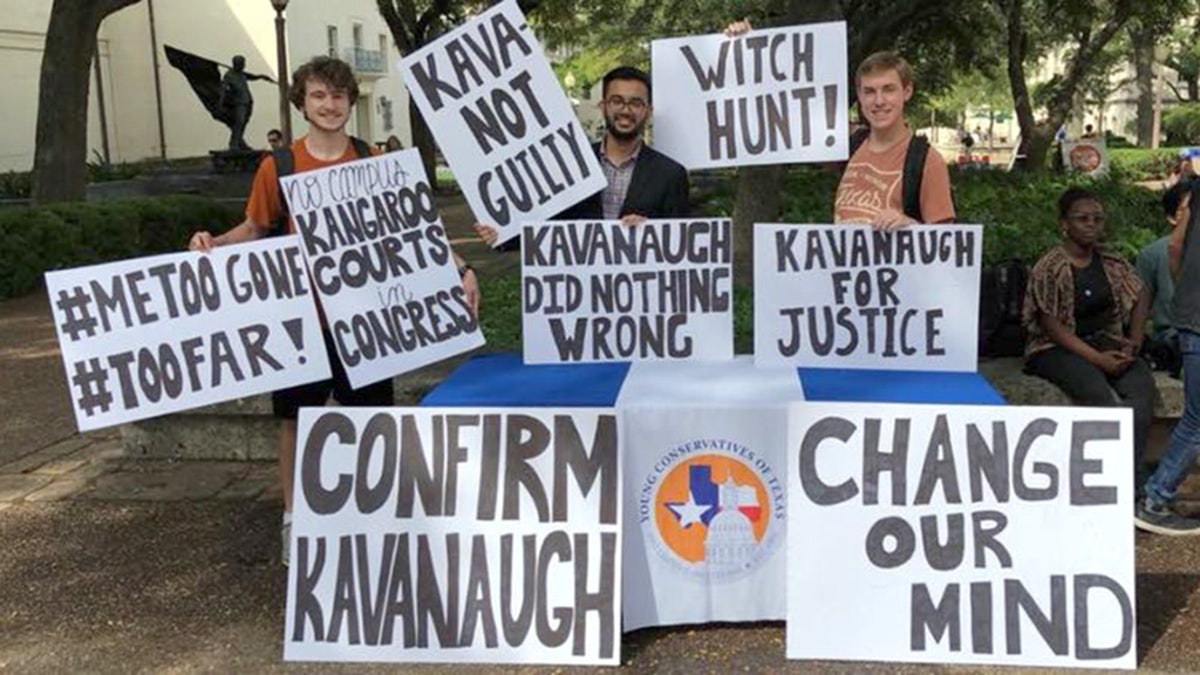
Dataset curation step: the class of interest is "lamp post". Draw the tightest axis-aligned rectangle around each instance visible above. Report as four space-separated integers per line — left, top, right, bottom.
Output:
271 0 292 144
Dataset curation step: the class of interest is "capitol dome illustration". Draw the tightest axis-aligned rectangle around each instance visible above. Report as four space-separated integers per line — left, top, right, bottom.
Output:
703 477 759 571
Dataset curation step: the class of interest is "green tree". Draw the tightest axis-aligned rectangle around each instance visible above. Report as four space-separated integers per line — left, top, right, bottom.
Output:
31 0 144 204
1165 14 1200 103
1127 0 1194 145
994 0 1136 172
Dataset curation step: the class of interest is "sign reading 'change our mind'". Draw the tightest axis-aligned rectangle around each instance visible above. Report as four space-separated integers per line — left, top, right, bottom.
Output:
755 224 982 371
400 0 606 246
285 408 622 665
651 21 848 170
521 219 733 364
46 237 330 432
787 403 1136 670
279 149 484 389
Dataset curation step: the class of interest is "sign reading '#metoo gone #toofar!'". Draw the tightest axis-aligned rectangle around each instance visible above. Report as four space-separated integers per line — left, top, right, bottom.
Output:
279 149 484 389
521 219 734 364
46 237 330 432
400 0 606 246
651 21 849 170
755 223 982 371
787 403 1136 670
285 407 622 665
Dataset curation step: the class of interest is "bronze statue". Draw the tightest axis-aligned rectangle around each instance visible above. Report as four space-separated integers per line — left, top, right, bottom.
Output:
219 56 254 150
164 45 275 151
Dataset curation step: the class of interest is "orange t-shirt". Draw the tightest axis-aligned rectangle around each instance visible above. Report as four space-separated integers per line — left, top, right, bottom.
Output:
834 134 955 224
244 137 380 230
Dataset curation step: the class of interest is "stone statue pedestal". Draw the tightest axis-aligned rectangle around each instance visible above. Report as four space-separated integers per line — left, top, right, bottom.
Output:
209 149 263 174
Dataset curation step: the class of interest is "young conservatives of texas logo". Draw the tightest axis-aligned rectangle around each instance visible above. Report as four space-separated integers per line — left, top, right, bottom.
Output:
640 439 784 580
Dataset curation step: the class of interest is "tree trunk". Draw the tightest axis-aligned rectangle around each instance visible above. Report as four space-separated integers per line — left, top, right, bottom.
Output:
1000 0 1131 170
731 165 784 285
409 96 438 190
731 0 841 285
1130 23 1156 146
31 0 141 204
998 0 1041 171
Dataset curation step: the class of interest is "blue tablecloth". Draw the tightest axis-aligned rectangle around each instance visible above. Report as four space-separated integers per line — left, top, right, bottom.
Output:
421 352 630 406
797 367 1006 405
422 352 1004 407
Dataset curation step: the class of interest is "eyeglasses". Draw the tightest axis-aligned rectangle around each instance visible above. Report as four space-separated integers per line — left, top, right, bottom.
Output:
605 96 647 112
1067 212 1106 225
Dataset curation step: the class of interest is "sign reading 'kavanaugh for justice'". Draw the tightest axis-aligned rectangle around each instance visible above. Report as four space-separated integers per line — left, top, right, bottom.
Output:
755 223 982 371
400 0 606 246
285 408 622 665
278 149 484 389
521 219 734 364
651 21 849 170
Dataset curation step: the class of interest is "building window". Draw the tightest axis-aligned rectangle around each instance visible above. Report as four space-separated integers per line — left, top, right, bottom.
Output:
327 26 338 58
353 23 363 50
380 34 388 55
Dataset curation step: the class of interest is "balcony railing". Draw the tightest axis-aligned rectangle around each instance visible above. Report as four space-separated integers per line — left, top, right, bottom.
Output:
345 47 387 75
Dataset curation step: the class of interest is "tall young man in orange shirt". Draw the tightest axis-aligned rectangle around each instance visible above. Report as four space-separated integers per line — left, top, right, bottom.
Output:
190 56 480 564
834 51 955 229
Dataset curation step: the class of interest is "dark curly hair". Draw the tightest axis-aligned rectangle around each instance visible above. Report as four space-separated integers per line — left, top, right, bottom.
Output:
1057 187 1101 221
288 56 359 110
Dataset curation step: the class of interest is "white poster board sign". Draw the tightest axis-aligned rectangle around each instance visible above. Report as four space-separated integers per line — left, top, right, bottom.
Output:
1062 139 1109 177
651 21 848 170
46 237 330 431
400 0 606 246
521 219 733 364
787 402 1136 669
278 149 484 389
285 407 622 665
754 223 982 371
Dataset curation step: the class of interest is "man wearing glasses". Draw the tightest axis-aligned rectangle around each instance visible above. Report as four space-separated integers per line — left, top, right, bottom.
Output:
474 66 689 247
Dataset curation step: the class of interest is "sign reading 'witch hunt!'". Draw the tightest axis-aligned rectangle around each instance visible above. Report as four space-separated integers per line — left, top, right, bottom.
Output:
651 21 848 170
400 0 606 246
279 149 484 389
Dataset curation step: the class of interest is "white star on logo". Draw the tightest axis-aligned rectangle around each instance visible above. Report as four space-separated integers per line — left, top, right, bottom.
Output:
666 494 710 528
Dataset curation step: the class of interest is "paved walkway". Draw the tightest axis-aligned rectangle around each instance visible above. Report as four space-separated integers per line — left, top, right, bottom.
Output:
2 195 1200 672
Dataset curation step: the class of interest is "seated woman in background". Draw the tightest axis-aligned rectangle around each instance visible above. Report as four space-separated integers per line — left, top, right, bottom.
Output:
1023 187 1156 495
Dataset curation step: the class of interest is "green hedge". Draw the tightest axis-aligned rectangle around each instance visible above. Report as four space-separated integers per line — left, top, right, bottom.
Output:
0 196 242 300
695 166 1162 265
1109 147 1185 181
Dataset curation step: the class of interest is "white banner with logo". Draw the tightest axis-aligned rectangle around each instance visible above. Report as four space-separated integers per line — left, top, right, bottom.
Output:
787 402 1136 669
617 358 801 630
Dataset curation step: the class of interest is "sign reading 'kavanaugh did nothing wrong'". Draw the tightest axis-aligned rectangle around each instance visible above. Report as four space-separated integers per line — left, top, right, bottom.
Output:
521 219 734 364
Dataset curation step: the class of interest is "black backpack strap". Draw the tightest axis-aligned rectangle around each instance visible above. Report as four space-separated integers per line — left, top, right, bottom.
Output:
848 127 870 160
350 136 373 158
902 135 929 222
269 147 294 237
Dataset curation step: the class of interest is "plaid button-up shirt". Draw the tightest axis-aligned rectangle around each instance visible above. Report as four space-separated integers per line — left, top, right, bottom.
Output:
599 139 642 220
